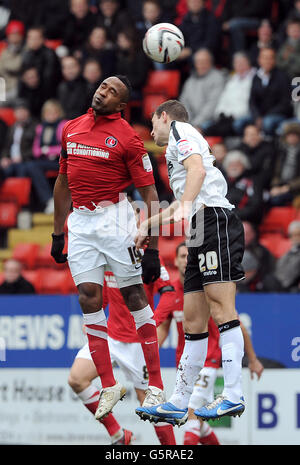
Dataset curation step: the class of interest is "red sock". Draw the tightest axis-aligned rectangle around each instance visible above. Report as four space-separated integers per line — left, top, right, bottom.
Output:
138 324 163 390
154 424 176 445
78 385 121 437
184 431 200 445
101 414 122 437
83 311 116 389
86 331 116 388
199 431 220 445
183 419 200 445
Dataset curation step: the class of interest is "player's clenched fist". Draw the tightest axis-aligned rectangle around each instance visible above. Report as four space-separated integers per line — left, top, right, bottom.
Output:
51 233 68 263
141 248 160 284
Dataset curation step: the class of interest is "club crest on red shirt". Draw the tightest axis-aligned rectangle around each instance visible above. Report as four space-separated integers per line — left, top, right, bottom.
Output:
105 136 118 147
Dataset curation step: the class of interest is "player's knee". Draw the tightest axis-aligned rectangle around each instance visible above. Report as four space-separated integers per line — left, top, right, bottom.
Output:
68 372 85 393
183 314 207 334
78 283 102 312
120 284 147 311
209 300 237 326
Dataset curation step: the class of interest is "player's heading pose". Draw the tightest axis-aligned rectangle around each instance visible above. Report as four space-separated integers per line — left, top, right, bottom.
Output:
135 100 246 424
51 75 165 420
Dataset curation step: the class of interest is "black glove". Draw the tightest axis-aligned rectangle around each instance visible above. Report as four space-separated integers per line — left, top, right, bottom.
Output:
51 233 68 263
141 248 160 284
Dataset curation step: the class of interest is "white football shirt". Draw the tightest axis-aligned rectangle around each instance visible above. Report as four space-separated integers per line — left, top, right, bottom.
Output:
165 120 234 217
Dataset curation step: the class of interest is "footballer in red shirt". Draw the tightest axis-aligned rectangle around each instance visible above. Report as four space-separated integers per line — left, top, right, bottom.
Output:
51 75 164 421
68 261 177 445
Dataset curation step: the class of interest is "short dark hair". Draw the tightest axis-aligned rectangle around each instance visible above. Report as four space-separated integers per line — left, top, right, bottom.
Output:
176 241 187 256
114 74 132 103
287 17 300 27
154 100 189 122
27 25 45 37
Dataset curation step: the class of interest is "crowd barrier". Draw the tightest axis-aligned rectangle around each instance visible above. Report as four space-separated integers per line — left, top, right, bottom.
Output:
0 294 299 444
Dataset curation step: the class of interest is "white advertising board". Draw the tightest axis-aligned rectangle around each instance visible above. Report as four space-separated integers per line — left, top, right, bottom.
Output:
0 368 299 445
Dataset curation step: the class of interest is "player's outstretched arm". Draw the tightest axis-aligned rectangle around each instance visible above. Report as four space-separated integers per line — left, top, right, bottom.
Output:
137 184 161 283
157 317 172 347
51 174 72 264
137 184 160 250
53 173 72 235
240 321 264 380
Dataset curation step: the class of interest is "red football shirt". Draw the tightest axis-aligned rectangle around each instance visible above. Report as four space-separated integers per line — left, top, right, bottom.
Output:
154 277 222 369
104 261 177 344
59 109 154 209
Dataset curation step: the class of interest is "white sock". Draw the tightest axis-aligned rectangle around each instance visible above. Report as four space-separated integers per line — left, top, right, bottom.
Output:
131 305 155 330
219 320 244 403
169 333 208 410
200 421 212 437
184 419 201 435
77 384 99 403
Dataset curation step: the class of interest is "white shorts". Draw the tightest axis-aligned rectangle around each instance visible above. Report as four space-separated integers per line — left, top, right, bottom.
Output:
67 198 143 287
188 366 218 410
75 337 149 390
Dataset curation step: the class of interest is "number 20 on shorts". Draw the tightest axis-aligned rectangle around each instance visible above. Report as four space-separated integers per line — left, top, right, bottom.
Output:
198 251 218 272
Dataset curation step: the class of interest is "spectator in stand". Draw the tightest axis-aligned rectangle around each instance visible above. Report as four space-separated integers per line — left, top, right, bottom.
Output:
277 17 300 80
0 259 36 294
18 66 47 119
115 28 150 101
39 0 70 41
223 150 264 224
277 0 300 45
248 19 278 68
0 118 8 158
249 47 293 135
178 0 220 62
96 0 134 43
269 122 300 206
24 99 67 214
0 1 10 40
202 52 255 137
21 26 61 99
211 141 227 177
179 48 225 130
63 0 97 53
127 0 177 24
0 99 36 177
237 221 276 293
221 0 272 53
8 0 43 32
273 220 300 292
0 20 25 101
135 0 167 40
83 58 103 106
57 55 88 120
75 26 116 78
236 124 274 189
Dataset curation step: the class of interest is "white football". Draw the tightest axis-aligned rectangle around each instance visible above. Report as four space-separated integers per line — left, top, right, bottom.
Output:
143 22 185 63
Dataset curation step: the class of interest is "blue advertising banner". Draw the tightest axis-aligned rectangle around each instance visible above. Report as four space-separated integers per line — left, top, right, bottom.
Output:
0 294 299 368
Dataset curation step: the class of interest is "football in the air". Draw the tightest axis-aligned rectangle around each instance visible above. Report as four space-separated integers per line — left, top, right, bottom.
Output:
143 23 185 64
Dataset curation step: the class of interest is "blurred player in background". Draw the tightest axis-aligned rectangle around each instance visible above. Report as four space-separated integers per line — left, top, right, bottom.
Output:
155 242 264 445
51 75 165 421
68 260 177 445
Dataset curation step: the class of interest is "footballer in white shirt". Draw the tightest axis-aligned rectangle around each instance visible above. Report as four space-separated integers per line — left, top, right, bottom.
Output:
135 100 246 425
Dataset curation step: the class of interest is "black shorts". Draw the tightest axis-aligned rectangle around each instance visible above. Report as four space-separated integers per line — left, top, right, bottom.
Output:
184 207 245 293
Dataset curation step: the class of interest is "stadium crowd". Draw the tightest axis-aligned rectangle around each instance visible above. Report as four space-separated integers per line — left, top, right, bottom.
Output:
0 0 300 293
